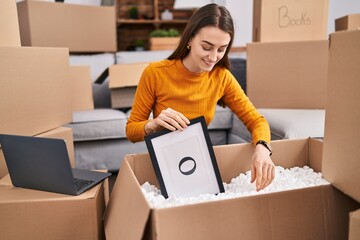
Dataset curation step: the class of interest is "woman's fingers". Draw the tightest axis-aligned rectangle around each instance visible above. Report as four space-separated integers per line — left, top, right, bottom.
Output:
158 108 190 131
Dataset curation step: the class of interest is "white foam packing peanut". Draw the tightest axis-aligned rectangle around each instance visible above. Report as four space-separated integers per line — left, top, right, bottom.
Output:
141 165 330 209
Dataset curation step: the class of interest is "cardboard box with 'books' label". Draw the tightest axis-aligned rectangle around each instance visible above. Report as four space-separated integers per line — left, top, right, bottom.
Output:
253 0 329 42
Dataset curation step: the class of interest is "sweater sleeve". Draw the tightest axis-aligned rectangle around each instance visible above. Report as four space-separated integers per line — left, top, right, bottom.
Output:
221 70 271 144
126 64 156 142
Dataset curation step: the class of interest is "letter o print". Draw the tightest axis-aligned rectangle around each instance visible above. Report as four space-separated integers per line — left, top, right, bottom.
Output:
178 156 197 175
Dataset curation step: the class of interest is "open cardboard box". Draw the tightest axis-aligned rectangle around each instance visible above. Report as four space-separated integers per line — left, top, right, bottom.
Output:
109 63 148 109
0 174 107 240
104 30 360 240
246 40 328 109
104 138 359 240
253 0 329 42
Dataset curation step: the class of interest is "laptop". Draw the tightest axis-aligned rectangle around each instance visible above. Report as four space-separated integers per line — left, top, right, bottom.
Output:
0 134 111 196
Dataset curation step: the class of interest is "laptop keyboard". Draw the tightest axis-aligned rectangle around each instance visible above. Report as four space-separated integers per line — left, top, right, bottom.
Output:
73 178 95 192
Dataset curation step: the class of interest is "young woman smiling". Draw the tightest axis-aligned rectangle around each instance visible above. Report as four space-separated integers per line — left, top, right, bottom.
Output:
126 3 275 191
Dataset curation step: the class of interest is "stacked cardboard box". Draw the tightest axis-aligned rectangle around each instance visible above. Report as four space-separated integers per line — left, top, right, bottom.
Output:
103 29 360 240
335 14 360 32
253 0 329 42
17 0 117 53
248 0 330 108
0 1 107 238
322 30 360 239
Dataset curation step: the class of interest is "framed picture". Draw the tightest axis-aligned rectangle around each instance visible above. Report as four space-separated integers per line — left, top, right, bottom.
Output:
145 116 224 198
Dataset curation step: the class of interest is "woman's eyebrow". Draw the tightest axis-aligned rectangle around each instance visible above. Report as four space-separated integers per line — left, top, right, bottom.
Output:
201 40 229 48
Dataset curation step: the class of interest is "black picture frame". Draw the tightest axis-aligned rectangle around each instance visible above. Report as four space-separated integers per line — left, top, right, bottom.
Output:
145 116 224 198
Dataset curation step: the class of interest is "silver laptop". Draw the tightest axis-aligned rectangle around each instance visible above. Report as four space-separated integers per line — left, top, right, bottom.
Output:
0 134 111 196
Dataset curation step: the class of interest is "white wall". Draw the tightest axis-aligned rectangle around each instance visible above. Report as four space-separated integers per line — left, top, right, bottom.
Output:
226 0 360 47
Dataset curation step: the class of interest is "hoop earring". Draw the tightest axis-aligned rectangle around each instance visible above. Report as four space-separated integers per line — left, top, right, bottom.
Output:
187 45 191 50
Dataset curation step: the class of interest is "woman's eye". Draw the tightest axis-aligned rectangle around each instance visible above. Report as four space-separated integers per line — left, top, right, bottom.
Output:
218 48 226 53
202 46 211 51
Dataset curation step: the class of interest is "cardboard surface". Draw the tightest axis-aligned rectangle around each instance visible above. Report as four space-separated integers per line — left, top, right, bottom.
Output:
104 139 359 240
253 0 329 42
322 30 360 203
17 1 117 52
0 127 75 179
70 66 94 111
0 0 21 47
247 40 328 109
0 175 106 240
150 37 180 50
349 209 360 240
335 14 360 32
109 63 148 109
0 46 72 136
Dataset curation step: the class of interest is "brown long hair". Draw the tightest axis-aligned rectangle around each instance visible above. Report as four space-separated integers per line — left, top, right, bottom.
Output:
168 3 234 69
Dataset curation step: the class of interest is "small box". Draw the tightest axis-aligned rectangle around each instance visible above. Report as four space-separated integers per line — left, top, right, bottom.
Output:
0 127 75 179
109 63 148 109
349 209 360 240
70 66 94 111
17 1 117 53
253 0 329 42
335 14 360 31
322 30 360 203
104 138 359 240
247 40 328 109
0 175 106 240
0 0 21 47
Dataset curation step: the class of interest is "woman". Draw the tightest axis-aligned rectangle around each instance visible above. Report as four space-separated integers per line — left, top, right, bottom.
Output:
126 3 275 191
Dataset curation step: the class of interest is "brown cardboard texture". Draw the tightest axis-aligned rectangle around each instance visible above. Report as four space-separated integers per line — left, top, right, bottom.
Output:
70 66 94 111
0 46 72 136
0 127 75 179
104 139 359 240
335 14 360 32
247 40 328 109
0 0 21 47
322 30 360 203
0 175 106 240
109 63 148 109
349 209 360 240
253 0 329 42
17 1 117 53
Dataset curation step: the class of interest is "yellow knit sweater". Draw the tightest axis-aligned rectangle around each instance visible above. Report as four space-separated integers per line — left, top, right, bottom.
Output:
126 59 270 144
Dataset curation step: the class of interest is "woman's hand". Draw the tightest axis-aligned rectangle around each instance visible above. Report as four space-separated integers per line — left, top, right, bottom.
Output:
145 108 190 135
250 144 275 191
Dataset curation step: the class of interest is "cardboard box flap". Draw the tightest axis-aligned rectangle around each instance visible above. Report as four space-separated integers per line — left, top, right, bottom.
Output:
322 30 360 203
0 0 21 47
0 175 101 203
247 40 328 109
104 156 151 240
109 63 148 89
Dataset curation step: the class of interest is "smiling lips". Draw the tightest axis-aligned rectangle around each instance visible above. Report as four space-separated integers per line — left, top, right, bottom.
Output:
203 59 216 67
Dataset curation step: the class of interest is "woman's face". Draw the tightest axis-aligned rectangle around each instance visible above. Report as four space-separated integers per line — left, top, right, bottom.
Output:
183 26 231 73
